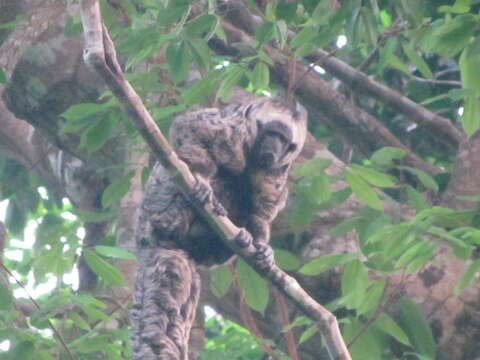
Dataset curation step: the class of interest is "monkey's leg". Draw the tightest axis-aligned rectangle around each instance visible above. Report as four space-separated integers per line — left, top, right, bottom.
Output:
247 216 275 270
131 248 200 360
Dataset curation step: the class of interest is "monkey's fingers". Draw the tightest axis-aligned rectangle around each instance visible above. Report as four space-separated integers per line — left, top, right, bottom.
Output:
234 229 253 248
253 243 275 270
212 198 228 217
188 178 213 206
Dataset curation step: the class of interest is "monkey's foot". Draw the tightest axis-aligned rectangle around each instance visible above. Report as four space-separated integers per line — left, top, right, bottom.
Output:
235 229 253 248
188 179 227 216
253 243 275 270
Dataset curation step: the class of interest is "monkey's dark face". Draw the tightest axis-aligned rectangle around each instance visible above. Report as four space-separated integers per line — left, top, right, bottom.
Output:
255 120 296 170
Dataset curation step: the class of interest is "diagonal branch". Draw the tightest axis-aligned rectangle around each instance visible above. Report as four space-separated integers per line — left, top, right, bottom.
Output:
308 50 463 148
213 20 441 175
220 0 462 149
79 1 352 359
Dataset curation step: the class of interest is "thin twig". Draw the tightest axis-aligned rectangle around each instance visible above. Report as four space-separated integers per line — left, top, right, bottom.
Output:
0 264 76 360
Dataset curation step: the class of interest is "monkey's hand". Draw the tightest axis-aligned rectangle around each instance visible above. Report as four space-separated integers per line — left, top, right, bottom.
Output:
253 242 275 270
234 229 275 270
235 228 253 248
188 177 228 217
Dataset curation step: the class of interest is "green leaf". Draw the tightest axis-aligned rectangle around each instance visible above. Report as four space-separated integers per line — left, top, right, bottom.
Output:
356 279 385 315
251 62 270 89
399 297 436 358
68 311 91 331
11 341 35 360
395 240 432 269
276 2 297 23
217 66 245 102
454 259 480 295
61 102 108 122
274 249 300 271
317 187 352 211
312 0 334 26
329 216 362 237
402 40 433 79
340 260 370 310
81 115 116 153
343 319 383 360
291 157 332 177
379 10 392 27
209 264 233 298
288 194 316 228
406 186 429 212
0 68 6 84
461 97 480 136
459 39 480 135
152 104 186 120
429 226 473 260
345 170 383 210
310 174 331 203
187 38 212 71
255 22 275 44
397 166 439 192
371 147 406 168
291 26 318 48
360 6 378 46
74 209 116 223
95 246 135 260
101 172 134 208
166 40 190 84
0 284 13 310
375 37 397 73
5 199 26 236
447 88 476 101
388 54 410 74
184 14 217 39
299 253 358 275
374 313 411 346
299 325 317 344
438 4 470 14
430 15 476 57
182 70 223 105
349 164 396 187
236 259 269 314
83 249 125 285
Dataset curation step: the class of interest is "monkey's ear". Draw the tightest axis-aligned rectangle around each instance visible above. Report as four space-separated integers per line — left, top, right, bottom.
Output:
293 102 307 121
243 103 255 119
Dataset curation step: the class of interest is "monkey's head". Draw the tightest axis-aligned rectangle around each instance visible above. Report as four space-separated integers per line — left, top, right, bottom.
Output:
244 98 307 170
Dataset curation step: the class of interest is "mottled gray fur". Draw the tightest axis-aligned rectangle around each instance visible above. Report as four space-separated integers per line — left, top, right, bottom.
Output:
132 98 307 359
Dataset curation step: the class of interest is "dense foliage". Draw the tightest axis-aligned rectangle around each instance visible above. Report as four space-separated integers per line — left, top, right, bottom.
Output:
1 0 480 359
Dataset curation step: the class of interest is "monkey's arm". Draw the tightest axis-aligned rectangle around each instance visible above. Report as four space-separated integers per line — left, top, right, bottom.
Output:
170 109 248 180
246 168 289 268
